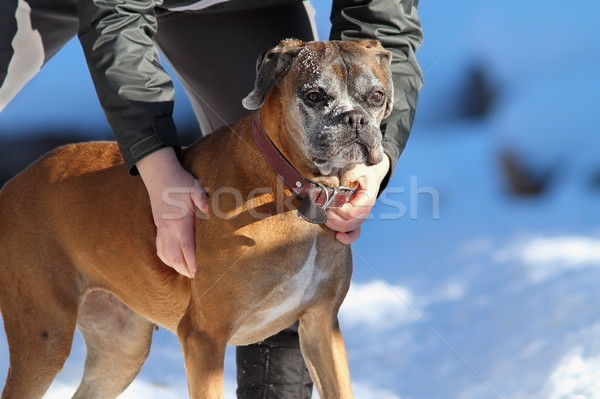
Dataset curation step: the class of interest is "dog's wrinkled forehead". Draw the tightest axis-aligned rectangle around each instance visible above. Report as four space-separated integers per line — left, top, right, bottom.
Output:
293 45 337 89
242 39 393 112
289 41 390 96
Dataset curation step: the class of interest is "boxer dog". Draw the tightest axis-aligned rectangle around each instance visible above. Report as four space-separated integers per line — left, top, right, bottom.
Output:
0 39 394 398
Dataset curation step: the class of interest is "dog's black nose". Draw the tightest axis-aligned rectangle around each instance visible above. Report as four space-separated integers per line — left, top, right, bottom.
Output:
340 110 366 132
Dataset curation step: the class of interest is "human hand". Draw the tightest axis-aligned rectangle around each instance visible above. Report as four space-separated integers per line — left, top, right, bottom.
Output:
325 155 390 245
137 148 208 278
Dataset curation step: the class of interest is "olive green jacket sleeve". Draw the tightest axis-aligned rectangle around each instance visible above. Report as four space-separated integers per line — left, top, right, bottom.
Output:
329 0 423 190
77 0 180 174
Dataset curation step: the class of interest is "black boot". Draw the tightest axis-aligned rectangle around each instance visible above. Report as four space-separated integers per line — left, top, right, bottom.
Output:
236 324 313 399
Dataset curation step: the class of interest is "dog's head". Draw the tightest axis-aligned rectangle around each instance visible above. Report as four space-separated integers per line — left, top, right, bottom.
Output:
243 39 394 176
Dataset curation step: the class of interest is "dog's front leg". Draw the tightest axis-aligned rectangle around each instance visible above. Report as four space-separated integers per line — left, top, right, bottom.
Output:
298 311 353 399
177 312 227 399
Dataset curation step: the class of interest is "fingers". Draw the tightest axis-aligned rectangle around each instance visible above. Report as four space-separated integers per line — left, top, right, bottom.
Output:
335 226 362 245
325 181 375 234
180 216 197 277
324 160 388 243
137 153 205 278
148 174 204 278
191 179 210 215
345 153 390 184
344 164 371 184
325 206 363 236
153 189 199 278
156 239 193 278
155 215 196 279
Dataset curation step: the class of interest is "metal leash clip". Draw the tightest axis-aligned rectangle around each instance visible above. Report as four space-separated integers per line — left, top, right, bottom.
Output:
317 184 357 210
299 183 358 224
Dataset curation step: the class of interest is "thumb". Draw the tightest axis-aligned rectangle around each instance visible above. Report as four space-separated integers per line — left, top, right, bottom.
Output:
344 163 370 184
349 176 374 207
191 180 209 214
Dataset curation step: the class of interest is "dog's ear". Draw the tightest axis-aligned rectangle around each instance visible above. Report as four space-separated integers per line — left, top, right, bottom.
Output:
242 39 306 110
357 40 395 118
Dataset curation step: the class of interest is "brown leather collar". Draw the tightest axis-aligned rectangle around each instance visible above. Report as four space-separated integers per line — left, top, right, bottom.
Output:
251 112 356 224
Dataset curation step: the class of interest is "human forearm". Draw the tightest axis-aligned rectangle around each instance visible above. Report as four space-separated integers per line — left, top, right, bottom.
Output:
77 0 180 174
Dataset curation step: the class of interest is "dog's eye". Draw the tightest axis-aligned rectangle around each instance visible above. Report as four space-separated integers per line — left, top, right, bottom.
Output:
305 91 325 103
370 90 385 104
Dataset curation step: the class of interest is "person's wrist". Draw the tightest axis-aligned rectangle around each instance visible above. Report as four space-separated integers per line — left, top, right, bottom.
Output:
136 147 184 192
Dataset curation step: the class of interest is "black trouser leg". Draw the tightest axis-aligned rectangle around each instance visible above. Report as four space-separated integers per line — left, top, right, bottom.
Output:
236 324 313 399
155 2 317 135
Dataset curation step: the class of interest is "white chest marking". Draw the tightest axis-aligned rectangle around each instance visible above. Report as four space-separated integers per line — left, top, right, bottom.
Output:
230 238 324 344
261 238 320 319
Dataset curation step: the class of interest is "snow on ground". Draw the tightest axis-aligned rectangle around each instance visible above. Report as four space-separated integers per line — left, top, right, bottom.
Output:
2 1 600 398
